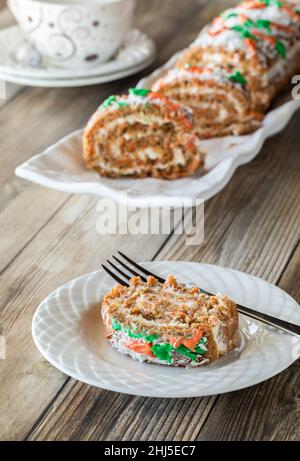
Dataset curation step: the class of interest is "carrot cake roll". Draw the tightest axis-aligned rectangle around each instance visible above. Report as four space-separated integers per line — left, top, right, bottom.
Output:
101 275 239 367
176 0 300 110
83 88 205 179
152 66 264 138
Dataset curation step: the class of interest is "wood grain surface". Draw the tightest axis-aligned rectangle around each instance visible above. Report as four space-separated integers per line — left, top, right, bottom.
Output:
0 0 299 441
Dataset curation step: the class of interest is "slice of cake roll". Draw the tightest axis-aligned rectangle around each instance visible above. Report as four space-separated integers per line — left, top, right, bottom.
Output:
101 275 239 367
152 66 264 138
83 88 205 179
177 0 300 110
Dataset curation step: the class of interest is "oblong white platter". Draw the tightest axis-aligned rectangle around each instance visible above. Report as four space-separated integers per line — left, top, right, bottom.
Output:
15 45 300 206
32 261 300 398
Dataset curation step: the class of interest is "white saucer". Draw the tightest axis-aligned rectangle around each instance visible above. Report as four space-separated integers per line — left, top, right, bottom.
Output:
32 261 300 397
0 26 156 87
0 56 155 87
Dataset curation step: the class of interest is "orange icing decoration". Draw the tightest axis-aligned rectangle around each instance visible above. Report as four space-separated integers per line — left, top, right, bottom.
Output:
238 13 250 23
270 22 294 33
240 1 267 9
126 340 155 358
208 16 227 35
253 30 276 45
282 5 300 21
243 37 257 54
169 329 203 352
187 66 205 74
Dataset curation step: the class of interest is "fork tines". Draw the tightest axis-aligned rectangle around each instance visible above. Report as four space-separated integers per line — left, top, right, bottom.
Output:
101 251 165 287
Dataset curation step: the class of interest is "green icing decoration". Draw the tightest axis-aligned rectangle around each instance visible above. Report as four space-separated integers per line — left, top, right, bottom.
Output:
100 95 117 109
117 102 128 108
129 88 151 97
143 334 159 343
230 25 256 40
112 318 121 331
176 345 198 361
241 29 256 40
228 70 248 85
231 24 244 33
244 19 256 28
194 345 206 355
256 19 271 30
150 336 209 363
275 39 286 58
151 343 174 364
222 12 238 20
261 0 283 7
123 327 158 343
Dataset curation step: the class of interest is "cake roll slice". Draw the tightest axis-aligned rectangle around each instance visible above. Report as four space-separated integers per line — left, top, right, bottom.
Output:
83 88 205 179
152 66 264 138
176 0 300 110
101 275 239 368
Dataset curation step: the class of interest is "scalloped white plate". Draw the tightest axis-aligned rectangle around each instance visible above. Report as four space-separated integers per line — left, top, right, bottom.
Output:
15 97 300 207
32 261 300 398
15 44 300 206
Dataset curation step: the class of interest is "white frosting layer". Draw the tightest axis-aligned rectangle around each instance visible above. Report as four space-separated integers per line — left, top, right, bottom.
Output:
227 5 298 26
153 66 232 86
194 2 300 61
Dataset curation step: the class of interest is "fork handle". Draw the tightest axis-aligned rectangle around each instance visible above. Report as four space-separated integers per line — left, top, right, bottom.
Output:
237 304 300 337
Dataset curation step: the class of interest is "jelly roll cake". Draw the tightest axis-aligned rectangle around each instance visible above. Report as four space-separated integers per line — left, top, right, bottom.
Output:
152 65 264 138
101 275 239 367
176 0 300 111
83 88 206 179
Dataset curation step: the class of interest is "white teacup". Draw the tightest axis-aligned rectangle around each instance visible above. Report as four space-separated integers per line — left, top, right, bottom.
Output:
8 0 136 69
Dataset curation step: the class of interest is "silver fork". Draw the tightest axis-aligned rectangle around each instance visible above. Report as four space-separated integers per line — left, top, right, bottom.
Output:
101 252 300 337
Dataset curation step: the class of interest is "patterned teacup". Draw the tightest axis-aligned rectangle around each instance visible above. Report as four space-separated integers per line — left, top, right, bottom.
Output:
8 0 136 69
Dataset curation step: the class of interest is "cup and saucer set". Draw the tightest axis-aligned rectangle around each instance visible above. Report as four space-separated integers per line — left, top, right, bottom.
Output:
1 0 156 87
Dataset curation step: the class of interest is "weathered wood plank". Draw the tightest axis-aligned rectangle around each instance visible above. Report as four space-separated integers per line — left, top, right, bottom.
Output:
0 0 214 272
0 193 171 441
1 0 298 443
0 0 213 441
0 0 208 272
195 243 300 442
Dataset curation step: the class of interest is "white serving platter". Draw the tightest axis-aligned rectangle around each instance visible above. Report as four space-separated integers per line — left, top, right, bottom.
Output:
15 44 300 207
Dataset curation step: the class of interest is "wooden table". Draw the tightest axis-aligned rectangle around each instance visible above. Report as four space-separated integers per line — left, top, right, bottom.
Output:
1 0 299 441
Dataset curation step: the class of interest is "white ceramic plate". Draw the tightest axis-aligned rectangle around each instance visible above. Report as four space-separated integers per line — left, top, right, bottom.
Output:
16 97 300 207
0 26 156 80
32 261 300 398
